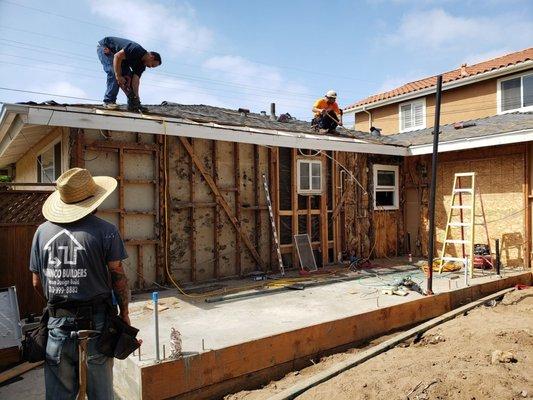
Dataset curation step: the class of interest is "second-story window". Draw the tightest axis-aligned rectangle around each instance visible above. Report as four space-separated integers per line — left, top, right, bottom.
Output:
399 99 426 132
499 72 533 113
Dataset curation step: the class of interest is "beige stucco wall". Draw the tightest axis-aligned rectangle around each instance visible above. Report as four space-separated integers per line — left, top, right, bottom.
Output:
15 127 69 184
353 70 532 135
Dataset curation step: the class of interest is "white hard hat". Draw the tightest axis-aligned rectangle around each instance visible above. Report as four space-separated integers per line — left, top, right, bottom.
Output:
325 90 337 99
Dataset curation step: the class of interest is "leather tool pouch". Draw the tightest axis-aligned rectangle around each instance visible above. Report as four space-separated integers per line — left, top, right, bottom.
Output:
22 307 49 363
97 313 140 360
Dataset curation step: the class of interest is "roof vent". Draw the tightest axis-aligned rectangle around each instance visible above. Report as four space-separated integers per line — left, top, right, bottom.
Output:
370 126 382 137
270 103 276 121
238 108 250 114
460 63 468 77
260 111 267 117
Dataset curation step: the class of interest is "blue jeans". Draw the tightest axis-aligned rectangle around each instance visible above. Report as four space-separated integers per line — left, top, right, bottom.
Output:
45 311 113 400
97 45 120 103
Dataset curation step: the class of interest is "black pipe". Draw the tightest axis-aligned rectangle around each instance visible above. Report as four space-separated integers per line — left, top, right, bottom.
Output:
495 238 500 275
426 75 443 295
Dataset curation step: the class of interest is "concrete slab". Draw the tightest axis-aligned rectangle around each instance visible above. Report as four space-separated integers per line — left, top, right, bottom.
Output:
113 259 531 399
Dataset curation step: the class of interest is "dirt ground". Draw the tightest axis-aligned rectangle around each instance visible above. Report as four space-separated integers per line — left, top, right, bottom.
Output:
227 288 533 400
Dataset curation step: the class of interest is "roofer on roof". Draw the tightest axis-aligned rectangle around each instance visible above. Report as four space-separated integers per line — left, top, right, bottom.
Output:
312 90 343 134
97 36 161 112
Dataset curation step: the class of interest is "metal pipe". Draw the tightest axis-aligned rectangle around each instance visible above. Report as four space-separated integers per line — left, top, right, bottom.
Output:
495 238 500 276
152 291 160 363
270 103 276 121
426 75 443 295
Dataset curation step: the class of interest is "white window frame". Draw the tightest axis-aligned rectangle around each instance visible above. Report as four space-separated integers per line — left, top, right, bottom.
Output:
497 71 533 114
373 164 399 210
297 159 323 195
398 98 426 133
37 138 62 183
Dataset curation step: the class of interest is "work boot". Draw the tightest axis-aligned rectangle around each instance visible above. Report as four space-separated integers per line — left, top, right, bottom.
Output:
127 95 144 112
103 102 119 110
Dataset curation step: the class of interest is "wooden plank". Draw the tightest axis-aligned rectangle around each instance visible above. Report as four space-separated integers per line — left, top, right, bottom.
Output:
179 137 265 270
234 142 242 276
254 144 262 258
320 153 328 266
213 140 220 279
189 138 196 282
156 135 164 284
0 361 43 384
137 245 144 289
84 139 158 151
291 148 299 269
525 143 530 269
118 148 125 237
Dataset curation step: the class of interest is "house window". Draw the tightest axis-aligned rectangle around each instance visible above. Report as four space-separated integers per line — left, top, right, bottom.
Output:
499 72 533 113
297 159 322 195
399 99 426 132
37 141 62 183
373 164 399 210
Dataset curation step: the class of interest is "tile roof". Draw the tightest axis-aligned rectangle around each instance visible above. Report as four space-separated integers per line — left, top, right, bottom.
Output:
346 47 533 110
383 112 533 147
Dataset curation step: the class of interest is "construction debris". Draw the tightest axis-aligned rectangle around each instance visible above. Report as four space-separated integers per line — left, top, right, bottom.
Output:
169 328 182 359
490 349 517 364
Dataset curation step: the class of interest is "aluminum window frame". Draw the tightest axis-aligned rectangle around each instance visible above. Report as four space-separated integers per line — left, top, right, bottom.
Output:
373 164 399 210
497 71 533 114
297 159 323 195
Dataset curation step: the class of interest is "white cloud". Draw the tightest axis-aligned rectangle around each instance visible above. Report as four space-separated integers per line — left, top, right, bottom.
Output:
202 55 312 119
88 0 213 54
383 8 533 55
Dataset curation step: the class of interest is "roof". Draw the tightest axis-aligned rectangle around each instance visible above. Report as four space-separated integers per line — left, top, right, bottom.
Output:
384 111 533 148
346 47 533 110
20 100 373 139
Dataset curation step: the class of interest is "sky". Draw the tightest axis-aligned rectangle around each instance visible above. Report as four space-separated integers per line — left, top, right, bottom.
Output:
0 0 532 121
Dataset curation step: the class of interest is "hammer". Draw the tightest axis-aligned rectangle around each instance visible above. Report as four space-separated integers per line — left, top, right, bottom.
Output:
70 329 100 400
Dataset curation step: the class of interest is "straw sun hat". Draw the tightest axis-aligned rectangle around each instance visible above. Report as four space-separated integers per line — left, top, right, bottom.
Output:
42 168 117 223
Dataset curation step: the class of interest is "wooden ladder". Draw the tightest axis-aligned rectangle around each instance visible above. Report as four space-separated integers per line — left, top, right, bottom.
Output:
438 172 476 277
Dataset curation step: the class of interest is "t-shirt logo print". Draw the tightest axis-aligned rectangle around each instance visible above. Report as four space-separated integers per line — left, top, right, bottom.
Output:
43 229 85 268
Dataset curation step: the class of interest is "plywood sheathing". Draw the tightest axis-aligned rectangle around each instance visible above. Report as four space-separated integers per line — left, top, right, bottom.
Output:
405 143 528 268
79 129 161 290
168 137 269 283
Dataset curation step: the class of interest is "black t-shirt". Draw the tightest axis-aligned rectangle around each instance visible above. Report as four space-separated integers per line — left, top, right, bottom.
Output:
98 36 147 77
30 214 128 304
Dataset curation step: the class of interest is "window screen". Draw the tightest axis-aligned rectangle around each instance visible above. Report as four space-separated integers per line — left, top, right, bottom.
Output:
501 77 521 111
299 162 310 190
523 75 533 108
377 170 395 186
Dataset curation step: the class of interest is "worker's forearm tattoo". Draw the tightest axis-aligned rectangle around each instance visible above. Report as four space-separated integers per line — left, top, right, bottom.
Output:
110 266 130 314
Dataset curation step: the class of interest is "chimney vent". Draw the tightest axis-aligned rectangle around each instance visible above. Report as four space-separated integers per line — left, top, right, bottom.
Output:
270 103 276 121
460 63 468 77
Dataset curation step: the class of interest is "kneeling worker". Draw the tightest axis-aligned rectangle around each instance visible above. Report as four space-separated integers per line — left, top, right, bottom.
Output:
97 36 161 112
312 90 342 133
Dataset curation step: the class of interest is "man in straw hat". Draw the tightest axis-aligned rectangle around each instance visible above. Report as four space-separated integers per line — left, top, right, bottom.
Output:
30 168 129 399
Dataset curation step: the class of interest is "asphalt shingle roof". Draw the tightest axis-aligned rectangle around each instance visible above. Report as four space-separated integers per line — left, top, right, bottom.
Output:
382 112 533 147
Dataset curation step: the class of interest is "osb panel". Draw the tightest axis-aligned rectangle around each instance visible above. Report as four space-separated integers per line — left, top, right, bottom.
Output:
85 150 119 177
239 144 255 207
195 208 215 281
193 138 214 203
123 152 155 180
124 184 155 211
124 214 155 240
374 211 399 257
435 152 525 266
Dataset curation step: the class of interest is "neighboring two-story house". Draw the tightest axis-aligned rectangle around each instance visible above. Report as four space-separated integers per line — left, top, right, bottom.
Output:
344 48 533 266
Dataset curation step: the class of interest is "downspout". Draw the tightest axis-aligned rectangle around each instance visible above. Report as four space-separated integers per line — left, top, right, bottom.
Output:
362 106 372 131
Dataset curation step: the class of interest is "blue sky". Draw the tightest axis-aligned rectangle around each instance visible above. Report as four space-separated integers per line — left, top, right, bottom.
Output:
0 0 532 120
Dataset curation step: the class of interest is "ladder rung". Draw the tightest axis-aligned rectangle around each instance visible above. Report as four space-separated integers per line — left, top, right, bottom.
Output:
453 189 473 193
451 205 472 209
449 222 469 227
455 173 475 177
441 257 466 262
445 239 469 244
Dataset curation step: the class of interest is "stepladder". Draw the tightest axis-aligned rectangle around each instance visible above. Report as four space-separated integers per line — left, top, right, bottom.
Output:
262 173 285 276
438 172 479 278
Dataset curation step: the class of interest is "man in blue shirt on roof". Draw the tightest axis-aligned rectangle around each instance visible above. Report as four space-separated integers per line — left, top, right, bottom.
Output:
97 36 161 112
